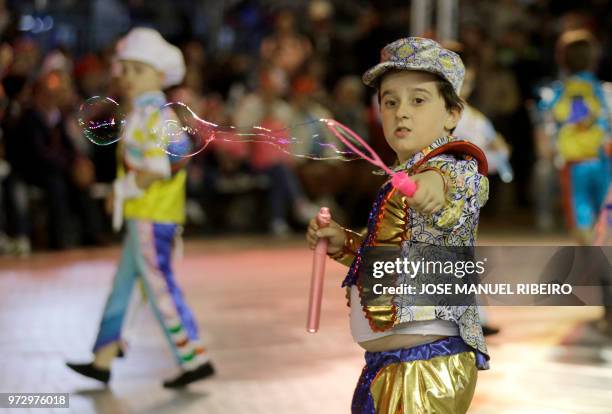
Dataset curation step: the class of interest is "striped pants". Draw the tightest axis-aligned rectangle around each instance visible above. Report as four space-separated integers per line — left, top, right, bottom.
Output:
93 220 205 369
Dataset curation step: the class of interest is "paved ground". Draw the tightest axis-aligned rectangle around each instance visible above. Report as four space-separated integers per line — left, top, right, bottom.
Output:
1 235 612 414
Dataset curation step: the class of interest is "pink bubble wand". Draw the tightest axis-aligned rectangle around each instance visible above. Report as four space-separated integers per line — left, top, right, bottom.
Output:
321 119 417 197
307 121 418 333
307 207 331 333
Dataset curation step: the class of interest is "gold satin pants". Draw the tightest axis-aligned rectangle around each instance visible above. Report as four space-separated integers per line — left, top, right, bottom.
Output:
369 351 477 414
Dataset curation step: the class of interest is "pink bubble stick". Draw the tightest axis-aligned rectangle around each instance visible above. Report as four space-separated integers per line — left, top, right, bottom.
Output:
322 119 417 196
307 207 332 333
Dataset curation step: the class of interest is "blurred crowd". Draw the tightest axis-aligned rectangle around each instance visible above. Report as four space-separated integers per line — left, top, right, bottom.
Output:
0 0 611 254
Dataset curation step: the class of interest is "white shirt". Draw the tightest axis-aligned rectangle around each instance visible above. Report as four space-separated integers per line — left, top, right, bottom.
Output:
349 286 459 343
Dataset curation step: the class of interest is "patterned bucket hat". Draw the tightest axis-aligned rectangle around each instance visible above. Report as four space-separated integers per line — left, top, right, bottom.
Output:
362 37 465 95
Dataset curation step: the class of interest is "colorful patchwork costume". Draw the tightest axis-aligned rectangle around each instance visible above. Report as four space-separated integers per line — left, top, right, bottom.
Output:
93 90 208 370
327 37 491 413
68 28 213 388
537 72 611 231
332 135 490 413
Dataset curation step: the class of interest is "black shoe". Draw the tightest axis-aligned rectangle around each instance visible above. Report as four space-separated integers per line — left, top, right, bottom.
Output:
66 362 110 384
163 361 215 388
482 325 500 336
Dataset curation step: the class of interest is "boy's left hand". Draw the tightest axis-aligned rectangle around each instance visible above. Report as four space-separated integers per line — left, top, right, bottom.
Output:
404 170 446 215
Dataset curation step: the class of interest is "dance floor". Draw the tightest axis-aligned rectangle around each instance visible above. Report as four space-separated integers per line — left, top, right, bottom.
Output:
1 233 612 413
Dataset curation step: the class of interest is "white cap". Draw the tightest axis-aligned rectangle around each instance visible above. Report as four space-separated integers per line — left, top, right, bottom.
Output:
116 27 185 88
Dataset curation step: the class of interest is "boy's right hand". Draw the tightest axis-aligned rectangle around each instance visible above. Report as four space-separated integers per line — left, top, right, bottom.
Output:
306 218 345 255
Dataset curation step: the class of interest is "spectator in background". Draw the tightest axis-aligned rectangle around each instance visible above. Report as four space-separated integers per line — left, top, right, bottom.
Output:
353 4 406 80
1 38 37 255
305 0 335 57
301 57 330 106
42 52 90 155
332 75 368 140
201 92 257 233
74 54 107 98
260 9 312 79
73 53 118 186
448 41 513 214
221 53 255 104
74 51 120 185
13 71 100 249
289 74 345 220
473 40 530 207
43 51 105 243
304 0 353 90
181 40 207 95
234 67 315 236
496 24 542 208
330 74 385 228
5 37 39 79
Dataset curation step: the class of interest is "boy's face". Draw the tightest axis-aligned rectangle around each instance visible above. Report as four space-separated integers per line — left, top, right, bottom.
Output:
379 71 461 163
119 60 164 100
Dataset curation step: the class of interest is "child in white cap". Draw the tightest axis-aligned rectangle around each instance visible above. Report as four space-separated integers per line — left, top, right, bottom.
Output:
67 27 214 388
307 37 489 413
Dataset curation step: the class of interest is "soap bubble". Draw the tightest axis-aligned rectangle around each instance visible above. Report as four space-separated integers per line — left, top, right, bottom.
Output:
78 96 125 145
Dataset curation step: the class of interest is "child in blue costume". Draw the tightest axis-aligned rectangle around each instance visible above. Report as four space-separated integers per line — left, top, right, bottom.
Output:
307 38 489 414
536 29 611 244
537 29 612 336
67 28 214 388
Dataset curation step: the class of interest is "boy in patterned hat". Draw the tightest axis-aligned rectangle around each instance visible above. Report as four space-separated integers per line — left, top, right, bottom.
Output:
307 37 489 413
67 28 214 388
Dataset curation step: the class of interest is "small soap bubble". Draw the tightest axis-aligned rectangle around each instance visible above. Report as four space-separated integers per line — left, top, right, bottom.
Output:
78 96 125 145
